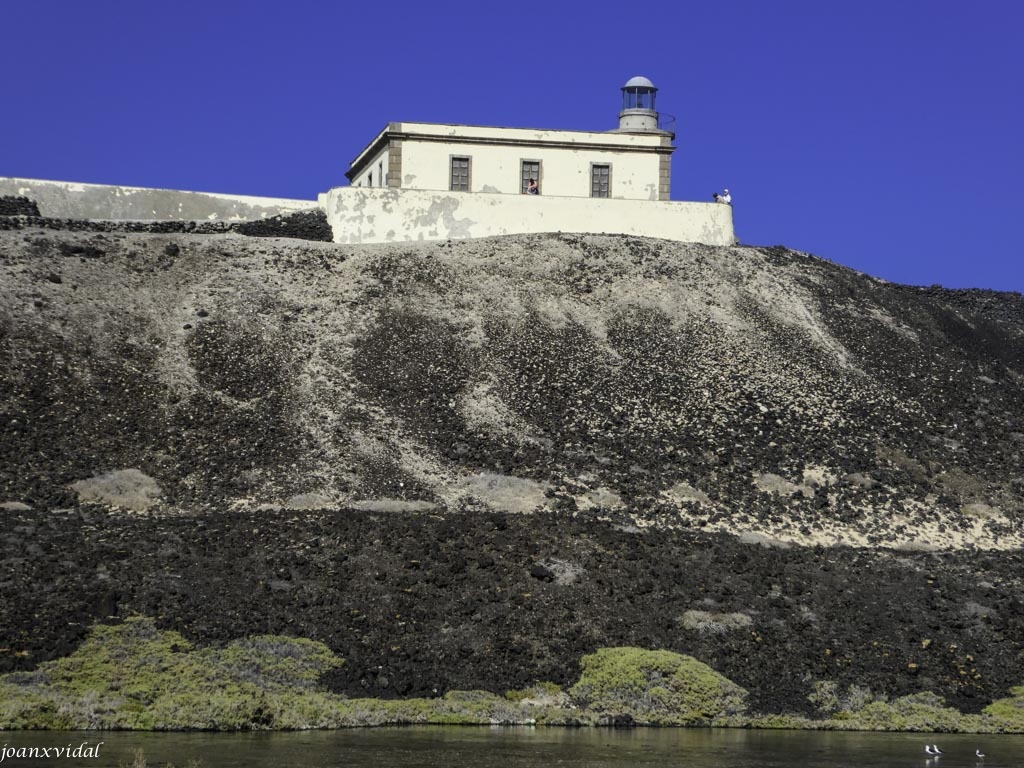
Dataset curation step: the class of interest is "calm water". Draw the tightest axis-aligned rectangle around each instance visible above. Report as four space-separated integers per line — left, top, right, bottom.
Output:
4 728 1024 768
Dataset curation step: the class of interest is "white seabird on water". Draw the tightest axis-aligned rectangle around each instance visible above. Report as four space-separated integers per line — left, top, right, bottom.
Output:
933 744 944 755
976 748 985 759
925 745 937 756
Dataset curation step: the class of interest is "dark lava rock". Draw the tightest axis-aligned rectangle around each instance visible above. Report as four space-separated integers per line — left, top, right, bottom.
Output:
0 209 332 241
2 227 1024 716
1 506 1021 716
235 209 333 242
0 196 40 217
530 563 556 582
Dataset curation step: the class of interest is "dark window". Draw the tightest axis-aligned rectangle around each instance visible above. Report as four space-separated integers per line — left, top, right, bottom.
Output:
521 160 541 194
591 164 611 198
378 162 384 187
450 156 470 191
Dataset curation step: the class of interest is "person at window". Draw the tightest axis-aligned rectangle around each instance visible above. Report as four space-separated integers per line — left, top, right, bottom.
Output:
527 179 539 195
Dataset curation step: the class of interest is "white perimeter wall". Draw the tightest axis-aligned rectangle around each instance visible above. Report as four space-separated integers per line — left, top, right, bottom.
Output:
320 187 735 246
0 177 316 221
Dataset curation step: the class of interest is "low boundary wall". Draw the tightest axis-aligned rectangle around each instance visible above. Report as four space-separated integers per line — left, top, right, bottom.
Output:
3 177 735 246
319 187 735 246
0 177 315 221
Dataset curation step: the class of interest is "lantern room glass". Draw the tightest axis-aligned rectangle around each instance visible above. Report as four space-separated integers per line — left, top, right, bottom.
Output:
622 88 656 111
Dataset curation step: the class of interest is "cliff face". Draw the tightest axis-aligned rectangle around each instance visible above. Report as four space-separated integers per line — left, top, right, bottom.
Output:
2 225 1024 714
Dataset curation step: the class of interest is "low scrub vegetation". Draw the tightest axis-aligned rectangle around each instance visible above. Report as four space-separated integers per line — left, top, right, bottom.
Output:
568 647 748 725
800 681 1024 733
4 620 1024 732
0 617 346 729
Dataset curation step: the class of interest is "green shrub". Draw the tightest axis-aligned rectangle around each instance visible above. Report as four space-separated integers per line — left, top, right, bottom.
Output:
836 691 988 732
568 647 748 724
505 681 565 703
213 635 344 690
808 680 879 716
984 686 1024 729
0 617 346 730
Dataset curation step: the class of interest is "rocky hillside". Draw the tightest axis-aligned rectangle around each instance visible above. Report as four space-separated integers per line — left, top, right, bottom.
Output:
2 223 1024 717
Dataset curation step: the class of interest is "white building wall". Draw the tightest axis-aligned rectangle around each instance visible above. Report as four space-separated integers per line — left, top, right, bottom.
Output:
399 140 663 200
320 187 734 247
351 145 389 189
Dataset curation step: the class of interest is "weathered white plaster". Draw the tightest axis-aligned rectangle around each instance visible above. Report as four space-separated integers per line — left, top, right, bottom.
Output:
348 122 673 201
351 145 389 189
399 136 662 199
0 177 315 221
321 187 735 246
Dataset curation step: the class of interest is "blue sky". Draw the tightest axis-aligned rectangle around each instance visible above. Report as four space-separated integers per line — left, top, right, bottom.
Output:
4 1 1021 292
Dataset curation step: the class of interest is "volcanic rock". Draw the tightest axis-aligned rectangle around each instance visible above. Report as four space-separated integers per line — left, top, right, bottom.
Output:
2 226 1023 715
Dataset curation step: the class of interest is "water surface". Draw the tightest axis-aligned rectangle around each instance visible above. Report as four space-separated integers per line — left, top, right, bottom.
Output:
3 727 1021 767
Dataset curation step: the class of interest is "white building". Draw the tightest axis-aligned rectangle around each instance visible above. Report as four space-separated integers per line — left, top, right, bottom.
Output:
321 77 735 246
345 76 674 202
1 77 735 247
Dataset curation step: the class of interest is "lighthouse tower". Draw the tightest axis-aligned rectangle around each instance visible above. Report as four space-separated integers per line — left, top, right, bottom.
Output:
618 75 661 133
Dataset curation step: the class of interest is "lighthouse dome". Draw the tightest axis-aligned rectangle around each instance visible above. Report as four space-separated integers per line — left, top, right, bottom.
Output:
623 75 656 90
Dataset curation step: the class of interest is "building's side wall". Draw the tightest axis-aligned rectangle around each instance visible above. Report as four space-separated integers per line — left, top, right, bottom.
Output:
0 178 315 220
350 145 390 189
322 187 734 246
399 139 666 200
